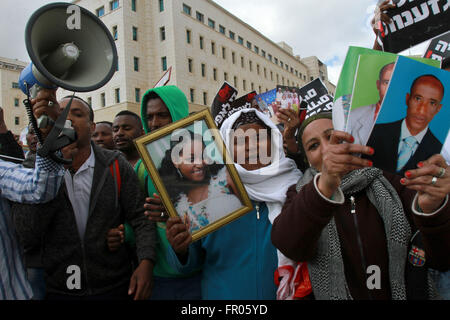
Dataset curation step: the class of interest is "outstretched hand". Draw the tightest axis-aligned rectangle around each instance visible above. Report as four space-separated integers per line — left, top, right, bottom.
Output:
317 130 375 198
400 155 449 213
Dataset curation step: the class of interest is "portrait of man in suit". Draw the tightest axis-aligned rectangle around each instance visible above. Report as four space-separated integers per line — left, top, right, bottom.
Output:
347 62 394 145
366 74 444 175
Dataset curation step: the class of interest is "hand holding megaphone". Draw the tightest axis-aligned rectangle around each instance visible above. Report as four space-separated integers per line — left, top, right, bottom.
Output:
31 89 60 137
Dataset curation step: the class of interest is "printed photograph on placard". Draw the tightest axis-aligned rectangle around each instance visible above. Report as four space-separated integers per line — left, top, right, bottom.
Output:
135 109 253 241
275 86 301 113
365 56 450 175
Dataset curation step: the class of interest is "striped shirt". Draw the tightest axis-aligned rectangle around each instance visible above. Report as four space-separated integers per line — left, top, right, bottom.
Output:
0 156 64 300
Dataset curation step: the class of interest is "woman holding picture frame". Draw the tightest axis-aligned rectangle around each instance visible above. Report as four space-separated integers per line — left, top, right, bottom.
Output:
161 109 302 299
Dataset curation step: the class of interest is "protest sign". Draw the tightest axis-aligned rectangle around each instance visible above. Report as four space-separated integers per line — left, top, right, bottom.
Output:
211 82 238 128
377 0 450 53
298 78 333 120
365 56 450 175
154 66 172 88
423 30 450 62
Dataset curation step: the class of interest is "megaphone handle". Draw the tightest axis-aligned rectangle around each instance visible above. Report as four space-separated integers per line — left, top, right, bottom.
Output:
23 88 44 146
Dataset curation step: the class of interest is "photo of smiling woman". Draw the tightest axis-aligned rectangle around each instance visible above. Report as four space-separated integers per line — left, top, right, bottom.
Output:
158 130 243 233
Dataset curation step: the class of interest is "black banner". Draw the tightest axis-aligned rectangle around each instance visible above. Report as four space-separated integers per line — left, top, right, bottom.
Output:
378 0 450 53
297 78 333 120
211 82 257 128
423 30 450 62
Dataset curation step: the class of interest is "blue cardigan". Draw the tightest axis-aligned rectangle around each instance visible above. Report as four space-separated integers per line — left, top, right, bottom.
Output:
166 201 278 300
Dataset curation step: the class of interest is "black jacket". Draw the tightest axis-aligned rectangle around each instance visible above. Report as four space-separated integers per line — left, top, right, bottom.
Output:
12 143 157 296
366 119 443 176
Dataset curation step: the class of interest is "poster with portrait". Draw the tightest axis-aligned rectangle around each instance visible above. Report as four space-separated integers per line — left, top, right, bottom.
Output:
377 0 450 53
135 109 253 241
365 56 450 175
346 54 439 146
333 46 440 133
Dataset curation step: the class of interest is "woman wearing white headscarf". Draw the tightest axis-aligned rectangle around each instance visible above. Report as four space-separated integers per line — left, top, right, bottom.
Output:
164 109 302 299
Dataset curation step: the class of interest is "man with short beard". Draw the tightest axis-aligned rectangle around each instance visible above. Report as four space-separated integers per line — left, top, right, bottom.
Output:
112 111 144 168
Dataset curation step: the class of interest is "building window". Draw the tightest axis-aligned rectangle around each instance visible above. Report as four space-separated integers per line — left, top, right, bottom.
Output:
268 54 272 62
270 71 273 81
110 0 119 11
229 31 235 40
131 0 136 12
243 79 246 91
15 117 19 126
199 36 204 50
233 76 237 88
112 26 118 40
232 52 235 64
241 56 244 68
96 6 105 17
159 0 164 12
161 56 167 71
254 46 259 54
251 82 254 91
132 26 138 41
280 61 284 68
257 64 260 75
310 76 314 81
190 89 195 103
87 97 92 106
238 36 243 45
211 41 215 55
14 98 19 107
186 29 191 44
262 50 266 58
219 25 226 34
116 58 119 71
12 82 19 89
224 72 228 82
203 92 208 105
101 93 106 107
135 88 140 103
246 41 252 50
249 61 252 72
222 47 226 59
115 88 120 103
183 3 191 15
208 19 215 29
264 67 266 78
213 68 217 81
188 58 193 73
196 11 204 23
201 63 206 77
274 57 278 65
133 57 139 71
259 86 262 93
160 26 165 41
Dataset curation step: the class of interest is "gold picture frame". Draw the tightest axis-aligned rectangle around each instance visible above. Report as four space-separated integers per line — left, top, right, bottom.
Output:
134 109 253 241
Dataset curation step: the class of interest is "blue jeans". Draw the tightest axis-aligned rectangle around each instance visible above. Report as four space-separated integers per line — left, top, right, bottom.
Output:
27 268 46 300
431 269 450 300
150 273 202 300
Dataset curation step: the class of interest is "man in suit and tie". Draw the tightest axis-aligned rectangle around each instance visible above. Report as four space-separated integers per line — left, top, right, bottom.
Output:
366 74 444 175
347 62 394 145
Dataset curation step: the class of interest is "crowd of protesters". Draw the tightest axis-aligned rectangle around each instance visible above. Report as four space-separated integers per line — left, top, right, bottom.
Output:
0 2 449 301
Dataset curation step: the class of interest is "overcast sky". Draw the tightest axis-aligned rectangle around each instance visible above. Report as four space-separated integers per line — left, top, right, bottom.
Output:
0 0 428 85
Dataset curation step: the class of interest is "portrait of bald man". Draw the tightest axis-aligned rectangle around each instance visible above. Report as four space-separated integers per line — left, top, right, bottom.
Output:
366 74 445 175
347 62 395 146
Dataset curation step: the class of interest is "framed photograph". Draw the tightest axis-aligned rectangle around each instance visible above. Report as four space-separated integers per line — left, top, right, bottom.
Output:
134 109 253 241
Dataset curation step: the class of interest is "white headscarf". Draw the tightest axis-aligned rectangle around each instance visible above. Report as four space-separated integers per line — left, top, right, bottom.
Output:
220 109 304 300
219 108 302 223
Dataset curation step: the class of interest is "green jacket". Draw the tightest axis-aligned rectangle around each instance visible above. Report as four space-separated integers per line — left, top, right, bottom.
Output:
134 86 198 278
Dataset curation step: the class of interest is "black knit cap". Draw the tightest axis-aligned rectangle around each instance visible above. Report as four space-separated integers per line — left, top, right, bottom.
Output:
231 110 269 130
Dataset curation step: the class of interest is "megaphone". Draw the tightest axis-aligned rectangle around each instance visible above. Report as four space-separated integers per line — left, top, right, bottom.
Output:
18 2 118 164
